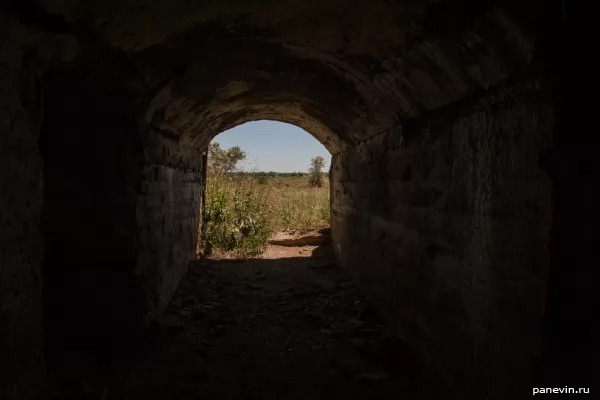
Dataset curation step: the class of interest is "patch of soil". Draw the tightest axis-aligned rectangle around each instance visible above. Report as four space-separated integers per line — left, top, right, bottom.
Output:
268 228 331 247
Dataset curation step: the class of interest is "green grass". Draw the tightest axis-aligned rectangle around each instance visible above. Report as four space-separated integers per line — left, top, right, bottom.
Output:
265 176 330 231
201 172 330 257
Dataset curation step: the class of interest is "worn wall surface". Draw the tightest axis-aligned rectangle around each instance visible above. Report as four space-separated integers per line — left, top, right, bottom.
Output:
40 55 147 364
331 77 554 397
0 18 45 400
0 11 80 398
136 128 203 318
40 51 204 362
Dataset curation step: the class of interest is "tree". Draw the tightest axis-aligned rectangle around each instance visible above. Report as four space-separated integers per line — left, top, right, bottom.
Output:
207 142 246 173
307 156 326 187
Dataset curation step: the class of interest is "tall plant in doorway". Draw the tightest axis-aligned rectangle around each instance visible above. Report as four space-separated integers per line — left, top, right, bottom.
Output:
203 143 271 257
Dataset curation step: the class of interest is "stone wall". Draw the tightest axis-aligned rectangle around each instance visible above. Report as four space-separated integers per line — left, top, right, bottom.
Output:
0 18 45 400
136 120 204 320
40 59 148 362
40 54 204 360
0 12 79 398
331 76 554 397
136 163 202 319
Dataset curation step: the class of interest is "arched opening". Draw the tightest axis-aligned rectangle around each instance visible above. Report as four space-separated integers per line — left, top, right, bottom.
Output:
199 121 332 258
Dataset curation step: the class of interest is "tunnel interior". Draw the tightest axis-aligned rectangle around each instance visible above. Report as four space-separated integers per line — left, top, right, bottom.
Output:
0 1 593 399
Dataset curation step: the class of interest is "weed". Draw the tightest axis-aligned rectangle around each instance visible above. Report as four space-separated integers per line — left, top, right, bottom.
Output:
201 172 330 257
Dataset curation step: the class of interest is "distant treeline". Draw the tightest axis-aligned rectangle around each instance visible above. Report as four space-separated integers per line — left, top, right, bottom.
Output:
231 171 329 178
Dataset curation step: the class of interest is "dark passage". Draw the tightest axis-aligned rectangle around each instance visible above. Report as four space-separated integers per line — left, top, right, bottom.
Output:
47 245 437 400
1 1 593 400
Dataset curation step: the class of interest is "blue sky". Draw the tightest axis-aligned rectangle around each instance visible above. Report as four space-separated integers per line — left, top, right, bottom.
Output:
211 120 331 173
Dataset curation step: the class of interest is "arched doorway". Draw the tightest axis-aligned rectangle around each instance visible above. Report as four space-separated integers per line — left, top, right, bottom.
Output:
199 120 332 258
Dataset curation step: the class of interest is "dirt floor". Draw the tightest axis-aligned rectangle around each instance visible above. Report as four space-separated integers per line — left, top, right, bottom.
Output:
48 242 438 399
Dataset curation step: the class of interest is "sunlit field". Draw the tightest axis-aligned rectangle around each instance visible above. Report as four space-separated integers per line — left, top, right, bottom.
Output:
201 172 330 257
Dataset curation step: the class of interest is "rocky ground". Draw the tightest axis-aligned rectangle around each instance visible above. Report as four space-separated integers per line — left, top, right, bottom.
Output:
48 237 438 399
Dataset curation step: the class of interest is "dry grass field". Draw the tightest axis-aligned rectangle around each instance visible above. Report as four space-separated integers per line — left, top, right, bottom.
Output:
201 172 330 257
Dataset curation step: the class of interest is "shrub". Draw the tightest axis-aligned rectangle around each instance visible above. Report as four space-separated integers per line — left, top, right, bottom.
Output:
202 172 271 257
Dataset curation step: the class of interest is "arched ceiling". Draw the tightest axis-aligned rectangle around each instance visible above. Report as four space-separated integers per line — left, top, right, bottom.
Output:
38 0 545 153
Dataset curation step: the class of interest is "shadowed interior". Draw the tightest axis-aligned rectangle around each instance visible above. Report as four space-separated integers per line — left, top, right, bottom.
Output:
0 1 592 399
